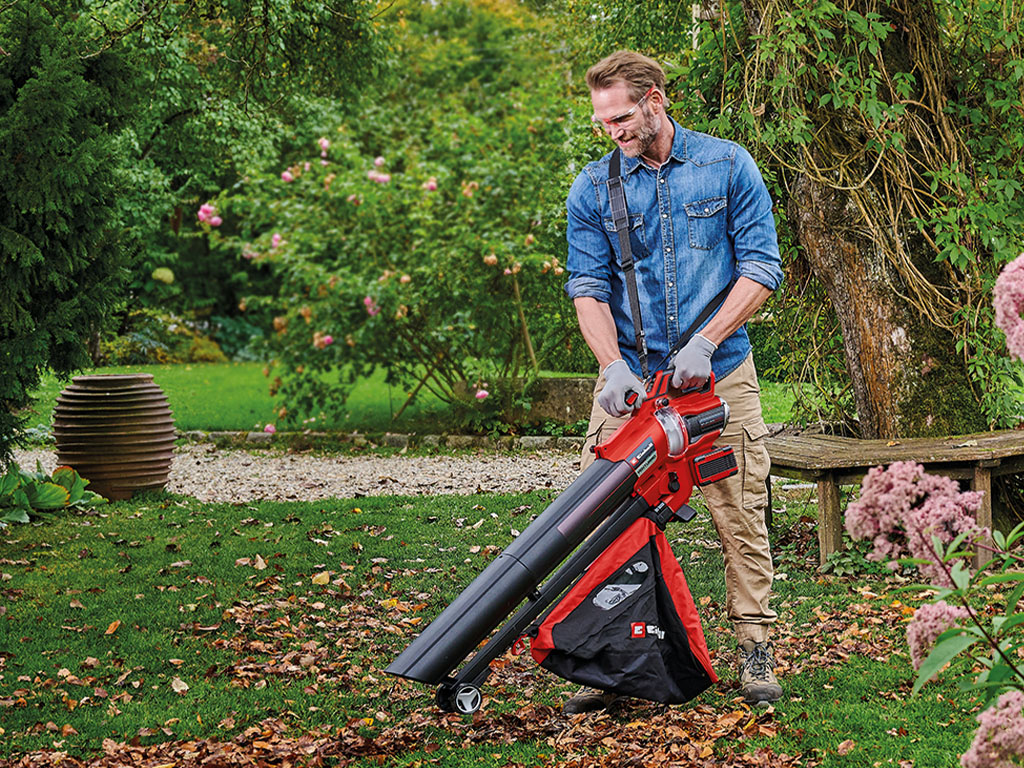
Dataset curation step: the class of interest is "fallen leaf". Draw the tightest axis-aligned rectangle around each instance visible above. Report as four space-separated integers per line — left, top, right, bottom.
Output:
312 572 330 585
253 554 267 570
69 599 85 610
104 620 121 636
170 677 189 695
838 739 856 755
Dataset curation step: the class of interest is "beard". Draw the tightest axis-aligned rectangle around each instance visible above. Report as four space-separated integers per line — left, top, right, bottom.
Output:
618 106 660 158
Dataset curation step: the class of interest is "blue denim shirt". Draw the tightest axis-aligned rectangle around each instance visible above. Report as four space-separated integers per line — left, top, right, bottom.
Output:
565 120 783 380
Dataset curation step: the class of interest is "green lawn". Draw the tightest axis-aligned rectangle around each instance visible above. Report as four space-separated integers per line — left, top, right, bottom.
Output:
0 488 978 767
22 364 798 435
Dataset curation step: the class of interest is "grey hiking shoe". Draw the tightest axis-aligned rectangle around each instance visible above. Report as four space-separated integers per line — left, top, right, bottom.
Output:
738 640 783 707
562 687 618 714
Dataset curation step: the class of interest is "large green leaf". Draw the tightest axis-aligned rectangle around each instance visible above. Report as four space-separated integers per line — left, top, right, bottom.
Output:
1 509 30 524
52 466 87 505
913 631 980 695
25 482 70 511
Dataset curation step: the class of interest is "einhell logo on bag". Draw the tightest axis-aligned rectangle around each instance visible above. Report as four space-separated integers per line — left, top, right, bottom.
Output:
631 623 666 640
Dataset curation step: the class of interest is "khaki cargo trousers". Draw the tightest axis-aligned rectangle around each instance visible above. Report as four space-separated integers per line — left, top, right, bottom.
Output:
579 353 777 643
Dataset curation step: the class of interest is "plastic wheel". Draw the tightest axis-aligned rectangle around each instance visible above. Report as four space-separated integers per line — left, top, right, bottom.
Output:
453 684 482 714
435 683 456 713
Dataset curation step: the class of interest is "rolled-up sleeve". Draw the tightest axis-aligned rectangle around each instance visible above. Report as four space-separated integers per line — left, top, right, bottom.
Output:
728 147 784 291
565 169 613 303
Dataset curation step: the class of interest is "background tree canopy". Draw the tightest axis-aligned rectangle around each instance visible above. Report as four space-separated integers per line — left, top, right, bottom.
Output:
3 0 1024 465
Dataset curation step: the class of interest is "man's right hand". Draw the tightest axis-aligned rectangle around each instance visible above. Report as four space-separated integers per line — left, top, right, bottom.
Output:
597 360 645 417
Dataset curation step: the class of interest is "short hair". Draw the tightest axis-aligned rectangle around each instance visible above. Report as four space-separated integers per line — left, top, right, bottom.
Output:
585 50 666 102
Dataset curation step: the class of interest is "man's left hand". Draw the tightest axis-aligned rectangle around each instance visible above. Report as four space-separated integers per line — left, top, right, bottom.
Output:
670 334 717 389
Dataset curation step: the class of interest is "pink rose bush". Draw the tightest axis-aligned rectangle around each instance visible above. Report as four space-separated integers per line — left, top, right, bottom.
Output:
845 460 985 586
197 203 222 227
363 296 380 316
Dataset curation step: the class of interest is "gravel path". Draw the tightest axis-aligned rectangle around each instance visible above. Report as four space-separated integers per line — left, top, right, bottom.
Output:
12 444 580 503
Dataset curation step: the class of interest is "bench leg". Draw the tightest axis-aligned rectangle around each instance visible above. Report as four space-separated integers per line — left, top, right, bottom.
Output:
817 474 843 567
972 466 993 571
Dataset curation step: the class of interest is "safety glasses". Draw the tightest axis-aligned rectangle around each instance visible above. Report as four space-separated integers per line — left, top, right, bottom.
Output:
591 85 656 134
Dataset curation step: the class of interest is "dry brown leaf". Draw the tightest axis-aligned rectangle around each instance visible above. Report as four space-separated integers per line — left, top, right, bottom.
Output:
170 677 189 695
838 739 856 755
104 620 121 636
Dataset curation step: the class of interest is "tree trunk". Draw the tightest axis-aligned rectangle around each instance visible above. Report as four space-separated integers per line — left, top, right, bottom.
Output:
740 0 988 439
791 174 984 439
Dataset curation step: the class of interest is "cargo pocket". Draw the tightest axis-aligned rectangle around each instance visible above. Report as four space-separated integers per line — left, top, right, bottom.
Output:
684 197 727 250
741 418 770 508
603 212 650 263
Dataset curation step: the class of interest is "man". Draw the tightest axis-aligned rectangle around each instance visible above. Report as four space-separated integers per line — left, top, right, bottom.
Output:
563 50 783 712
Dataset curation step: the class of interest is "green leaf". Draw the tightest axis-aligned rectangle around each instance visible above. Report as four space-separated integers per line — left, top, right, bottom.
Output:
1 509 30 524
913 632 980 695
25 482 70 511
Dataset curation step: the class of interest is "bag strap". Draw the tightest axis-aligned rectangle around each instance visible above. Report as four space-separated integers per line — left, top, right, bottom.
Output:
607 149 649 379
608 149 736 377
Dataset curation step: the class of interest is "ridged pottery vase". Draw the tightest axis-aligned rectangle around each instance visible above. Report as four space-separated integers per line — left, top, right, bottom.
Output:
53 374 175 500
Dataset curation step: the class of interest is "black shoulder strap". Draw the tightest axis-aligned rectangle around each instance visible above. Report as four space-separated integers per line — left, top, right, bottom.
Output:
608 149 737 377
607 149 649 379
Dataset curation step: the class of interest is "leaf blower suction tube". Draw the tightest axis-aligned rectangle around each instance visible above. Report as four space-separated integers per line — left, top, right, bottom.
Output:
385 370 736 713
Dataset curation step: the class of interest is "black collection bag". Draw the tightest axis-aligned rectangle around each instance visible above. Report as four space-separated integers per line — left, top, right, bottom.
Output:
529 516 716 704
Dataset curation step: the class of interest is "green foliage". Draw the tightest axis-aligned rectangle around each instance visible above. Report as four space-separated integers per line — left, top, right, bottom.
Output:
97 309 229 366
0 461 105 526
564 0 1024 429
0 2 131 468
206 0 577 430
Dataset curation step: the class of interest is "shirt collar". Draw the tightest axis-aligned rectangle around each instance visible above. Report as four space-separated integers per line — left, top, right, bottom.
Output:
619 118 687 175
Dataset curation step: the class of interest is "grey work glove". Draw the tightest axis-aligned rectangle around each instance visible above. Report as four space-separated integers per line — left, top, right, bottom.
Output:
597 359 646 417
670 333 718 390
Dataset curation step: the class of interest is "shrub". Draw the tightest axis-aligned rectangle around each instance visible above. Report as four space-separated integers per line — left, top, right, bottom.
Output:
0 462 105 527
0 2 131 467
98 309 228 365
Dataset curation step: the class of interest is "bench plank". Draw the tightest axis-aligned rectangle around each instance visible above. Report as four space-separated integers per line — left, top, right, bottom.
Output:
765 429 1024 567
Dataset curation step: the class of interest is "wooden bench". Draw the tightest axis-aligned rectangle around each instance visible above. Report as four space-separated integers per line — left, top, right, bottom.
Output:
765 430 1024 566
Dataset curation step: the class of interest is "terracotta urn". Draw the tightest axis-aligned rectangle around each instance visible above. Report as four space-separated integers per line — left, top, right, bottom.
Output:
53 374 175 500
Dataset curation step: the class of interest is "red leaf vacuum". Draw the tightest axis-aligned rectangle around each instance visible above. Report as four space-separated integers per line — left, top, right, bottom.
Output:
386 370 736 714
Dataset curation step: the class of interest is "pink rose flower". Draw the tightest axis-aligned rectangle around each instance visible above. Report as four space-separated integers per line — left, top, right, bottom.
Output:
422 177 438 191
264 424 276 434
322 335 334 347
281 171 294 183
475 389 489 400
271 233 282 249
374 156 385 167
208 216 222 227
197 203 216 222
320 159 329 166
347 194 361 205
304 162 311 171
363 296 380 316
318 137 330 151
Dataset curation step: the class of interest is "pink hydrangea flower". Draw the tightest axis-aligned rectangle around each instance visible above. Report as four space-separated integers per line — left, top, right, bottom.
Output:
363 296 380 317
845 461 986 586
374 156 386 167
318 137 330 152
264 424 276 434
281 170 294 183
906 600 970 672
961 691 1024 768
475 389 489 400
994 253 1024 361
197 203 216 222
271 233 282 249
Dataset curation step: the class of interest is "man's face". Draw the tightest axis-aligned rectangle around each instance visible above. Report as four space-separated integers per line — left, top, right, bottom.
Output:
590 83 660 158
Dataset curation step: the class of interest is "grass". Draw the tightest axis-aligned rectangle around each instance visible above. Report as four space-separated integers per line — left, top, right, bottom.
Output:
0 487 979 767
22 364 799 435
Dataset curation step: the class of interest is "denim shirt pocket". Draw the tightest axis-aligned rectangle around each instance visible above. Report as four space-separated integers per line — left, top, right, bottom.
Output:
603 212 649 265
684 196 727 250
